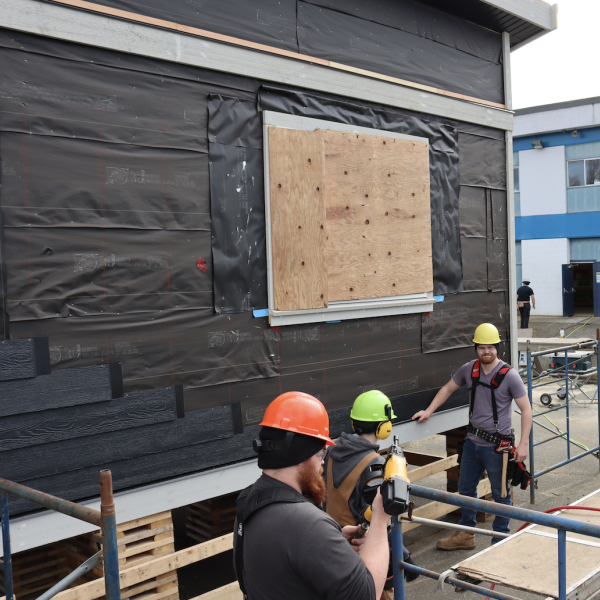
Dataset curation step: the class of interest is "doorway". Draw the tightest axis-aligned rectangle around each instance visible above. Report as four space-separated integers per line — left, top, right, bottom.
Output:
563 261 600 317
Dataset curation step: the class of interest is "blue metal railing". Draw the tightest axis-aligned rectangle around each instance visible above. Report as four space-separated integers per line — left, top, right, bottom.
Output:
526 340 600 503
392 483 600 600
0 470 121 600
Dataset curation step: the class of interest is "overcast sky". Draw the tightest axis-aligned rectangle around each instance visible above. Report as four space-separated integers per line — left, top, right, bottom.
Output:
511 0 600 109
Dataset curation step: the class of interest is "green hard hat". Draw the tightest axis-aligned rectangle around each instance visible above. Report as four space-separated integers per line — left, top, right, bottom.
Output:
351 390 396 422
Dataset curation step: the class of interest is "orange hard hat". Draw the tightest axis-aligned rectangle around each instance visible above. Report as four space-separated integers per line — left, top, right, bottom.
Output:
260 391 335 446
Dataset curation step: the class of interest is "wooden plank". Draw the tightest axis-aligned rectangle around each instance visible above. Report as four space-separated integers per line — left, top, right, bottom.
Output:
457 531 600 597
0 386 180 452
402 479 491 532
408 455 459 482
6 425 259 516
404 450 447 466
193 582 242 600
0 405 234 483
268 127 328 311
45 0 507 110
0 337 49 381
322 130 433 301
0 364 117 418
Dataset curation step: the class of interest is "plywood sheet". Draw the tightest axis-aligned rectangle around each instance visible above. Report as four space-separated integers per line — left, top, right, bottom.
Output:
322 130 433 301
268 127 328 311
457 531 600 598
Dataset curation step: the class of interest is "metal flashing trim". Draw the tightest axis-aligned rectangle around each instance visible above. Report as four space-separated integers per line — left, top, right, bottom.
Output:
0 0 513 130
479 0 557 32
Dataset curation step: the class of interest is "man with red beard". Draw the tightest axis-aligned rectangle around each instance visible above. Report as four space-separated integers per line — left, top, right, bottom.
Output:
234 392 390 600
412 323 532 549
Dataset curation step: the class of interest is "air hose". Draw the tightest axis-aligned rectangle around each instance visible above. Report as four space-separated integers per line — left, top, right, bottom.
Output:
516 505 600 533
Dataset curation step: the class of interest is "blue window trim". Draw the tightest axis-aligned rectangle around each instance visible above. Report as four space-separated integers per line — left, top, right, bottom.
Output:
513 126 600 152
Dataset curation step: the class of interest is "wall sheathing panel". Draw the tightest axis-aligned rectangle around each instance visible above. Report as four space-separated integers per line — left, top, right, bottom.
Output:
0 22 511 508
268 127 328 310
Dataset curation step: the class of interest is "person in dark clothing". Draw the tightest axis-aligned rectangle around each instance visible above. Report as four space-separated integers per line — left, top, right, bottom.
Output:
516 280 535 328
324 390 418 599
234 391 390 600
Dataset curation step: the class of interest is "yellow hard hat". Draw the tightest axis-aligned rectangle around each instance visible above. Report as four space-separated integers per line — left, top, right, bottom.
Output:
472 323 501 345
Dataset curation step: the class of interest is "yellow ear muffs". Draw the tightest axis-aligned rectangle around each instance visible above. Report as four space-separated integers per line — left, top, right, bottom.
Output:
375 420 392 440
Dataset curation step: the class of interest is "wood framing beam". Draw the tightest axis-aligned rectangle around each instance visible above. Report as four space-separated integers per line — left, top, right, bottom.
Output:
194 583 242 600
404 451 447 467
0 0 513 131
408 455 459 482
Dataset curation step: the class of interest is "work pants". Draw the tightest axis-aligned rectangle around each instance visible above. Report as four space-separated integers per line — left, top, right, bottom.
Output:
519 302 531 328
458 438 511 544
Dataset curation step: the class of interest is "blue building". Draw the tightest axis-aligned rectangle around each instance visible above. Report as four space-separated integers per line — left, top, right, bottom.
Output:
514 98 600 317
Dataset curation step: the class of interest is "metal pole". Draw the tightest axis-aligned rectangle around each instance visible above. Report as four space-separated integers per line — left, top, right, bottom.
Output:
36 551 102 600
565 349 571 460
527 341 535 504
558 529 567 600
401 516 509 538
0 478 101 527
392 516 405 600
100 470 121 600
1 492 13 600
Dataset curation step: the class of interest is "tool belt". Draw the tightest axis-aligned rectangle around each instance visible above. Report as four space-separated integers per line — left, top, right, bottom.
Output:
466 424 514 447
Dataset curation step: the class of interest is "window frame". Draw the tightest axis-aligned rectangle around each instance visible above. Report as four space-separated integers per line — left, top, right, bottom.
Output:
263 110 434 327
567 157 600 188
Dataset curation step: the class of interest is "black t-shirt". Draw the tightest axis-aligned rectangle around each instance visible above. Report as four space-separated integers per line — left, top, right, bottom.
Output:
517 286 534 302
234 474 375 600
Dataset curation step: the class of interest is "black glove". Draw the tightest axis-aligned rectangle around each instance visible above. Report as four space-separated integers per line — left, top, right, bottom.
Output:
506 454 532 490
403 553 420 582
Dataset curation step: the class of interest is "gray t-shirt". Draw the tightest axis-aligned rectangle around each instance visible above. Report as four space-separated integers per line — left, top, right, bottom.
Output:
453 359 527 447
234 474 376 600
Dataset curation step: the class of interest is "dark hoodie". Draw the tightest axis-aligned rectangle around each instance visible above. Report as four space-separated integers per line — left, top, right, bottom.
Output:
323 432 386 523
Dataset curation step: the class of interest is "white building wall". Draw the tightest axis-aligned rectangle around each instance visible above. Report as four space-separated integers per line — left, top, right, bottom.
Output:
521 238 569 316
514 102 600 136
519 146 567 216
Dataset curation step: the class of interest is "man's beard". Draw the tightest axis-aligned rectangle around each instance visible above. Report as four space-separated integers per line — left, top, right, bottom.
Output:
479 353 496 364
298 460 327 505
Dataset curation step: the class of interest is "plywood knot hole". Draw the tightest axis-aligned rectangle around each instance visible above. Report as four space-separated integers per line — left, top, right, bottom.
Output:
350 287 353 291
316 187 320 191
383 141 386 144
412 215 415 218
344 171 348 175
346 206 349 210
278 183 281 188
388 174 390 177
365 194 368 198
385 212 388 216
301 261 305 266
320 225 324 229
320 294 324 299
412 193 415 196
388 252 391 255
298 225 302 229
393 283 396 287
365 220 369 224
308 158 311 163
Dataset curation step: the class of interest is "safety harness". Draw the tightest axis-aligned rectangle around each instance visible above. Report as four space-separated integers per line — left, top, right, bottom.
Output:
467 360 514 446
234 482 311 599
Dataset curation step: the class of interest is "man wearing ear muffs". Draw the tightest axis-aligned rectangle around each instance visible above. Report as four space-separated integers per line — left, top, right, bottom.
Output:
323 390 419 598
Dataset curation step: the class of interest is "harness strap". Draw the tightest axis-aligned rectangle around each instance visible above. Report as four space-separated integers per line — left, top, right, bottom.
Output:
470 361 511 432
235 484 310 599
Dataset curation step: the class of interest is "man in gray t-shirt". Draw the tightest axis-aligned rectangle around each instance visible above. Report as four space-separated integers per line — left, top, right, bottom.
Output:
412 323 532 549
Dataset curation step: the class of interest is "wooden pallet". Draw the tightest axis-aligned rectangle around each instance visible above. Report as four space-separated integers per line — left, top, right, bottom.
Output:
0 543 70 600
186 493 238 543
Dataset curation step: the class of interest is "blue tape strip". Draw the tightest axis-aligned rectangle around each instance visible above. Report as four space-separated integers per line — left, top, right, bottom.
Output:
252 309 269 318
433 295 445 302
326 320 341 323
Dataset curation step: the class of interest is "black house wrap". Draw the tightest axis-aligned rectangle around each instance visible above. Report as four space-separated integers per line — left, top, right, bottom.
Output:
0 0 513 514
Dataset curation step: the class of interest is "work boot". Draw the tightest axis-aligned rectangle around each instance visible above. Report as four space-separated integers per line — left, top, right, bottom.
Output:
436 530 476 551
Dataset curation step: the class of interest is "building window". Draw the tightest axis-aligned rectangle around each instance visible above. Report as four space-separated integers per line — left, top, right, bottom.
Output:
263 111 434 326
567 158 600 187
514 166 519 191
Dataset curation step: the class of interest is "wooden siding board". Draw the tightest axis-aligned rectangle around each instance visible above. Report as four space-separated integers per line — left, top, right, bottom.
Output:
0 364 117 418
0 386 180 452
0 337 50 381
7 426 261 515
268 127 328 311
0 405 235 482
322 130 433 301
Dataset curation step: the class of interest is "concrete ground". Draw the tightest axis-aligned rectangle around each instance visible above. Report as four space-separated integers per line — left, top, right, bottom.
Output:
528 314 600 341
